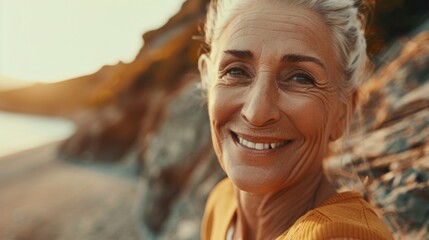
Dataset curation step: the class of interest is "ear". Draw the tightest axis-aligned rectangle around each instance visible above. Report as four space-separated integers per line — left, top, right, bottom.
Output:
198 54 210 90
329 90 358 141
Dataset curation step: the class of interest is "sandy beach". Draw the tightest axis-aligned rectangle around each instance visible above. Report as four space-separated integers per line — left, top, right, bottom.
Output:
0 142 140 240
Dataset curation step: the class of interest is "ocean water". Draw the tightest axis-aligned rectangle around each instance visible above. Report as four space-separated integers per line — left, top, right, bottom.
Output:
0 111 75 158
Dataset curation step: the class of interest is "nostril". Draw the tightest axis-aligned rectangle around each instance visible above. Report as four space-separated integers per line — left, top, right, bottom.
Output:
240 102 280 127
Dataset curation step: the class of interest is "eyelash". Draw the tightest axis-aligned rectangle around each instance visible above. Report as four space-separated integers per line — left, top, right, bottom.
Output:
220 67 251 84
226 67 248 77
220 67 316 86
286 72 315 85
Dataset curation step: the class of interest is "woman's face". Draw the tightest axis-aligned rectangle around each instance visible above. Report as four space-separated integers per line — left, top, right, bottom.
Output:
201 2 350 194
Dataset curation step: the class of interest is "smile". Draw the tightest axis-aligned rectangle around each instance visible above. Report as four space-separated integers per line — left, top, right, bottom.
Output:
232 132 291 150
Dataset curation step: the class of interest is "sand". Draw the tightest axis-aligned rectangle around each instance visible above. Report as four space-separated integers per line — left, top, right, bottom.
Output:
0 142 140 240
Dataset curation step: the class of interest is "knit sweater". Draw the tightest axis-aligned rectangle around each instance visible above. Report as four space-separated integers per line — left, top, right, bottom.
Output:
201 178 393 240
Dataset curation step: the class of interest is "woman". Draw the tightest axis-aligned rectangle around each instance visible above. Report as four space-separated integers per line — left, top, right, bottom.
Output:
197 0 393 239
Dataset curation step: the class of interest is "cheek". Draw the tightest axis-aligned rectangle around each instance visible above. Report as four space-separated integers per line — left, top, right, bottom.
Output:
207 86 243 166
279 90 337 142
208 85 245 125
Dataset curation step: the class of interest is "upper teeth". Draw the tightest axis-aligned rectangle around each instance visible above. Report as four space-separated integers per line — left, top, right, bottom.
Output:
237 135 288 150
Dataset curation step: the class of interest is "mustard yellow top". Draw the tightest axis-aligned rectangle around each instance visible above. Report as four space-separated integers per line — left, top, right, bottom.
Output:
201 178 393 240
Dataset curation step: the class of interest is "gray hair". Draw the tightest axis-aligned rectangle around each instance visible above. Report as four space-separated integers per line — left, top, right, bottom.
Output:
201 0 373 97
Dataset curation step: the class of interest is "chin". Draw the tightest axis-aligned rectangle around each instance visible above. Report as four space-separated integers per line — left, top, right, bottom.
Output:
226 166 287 195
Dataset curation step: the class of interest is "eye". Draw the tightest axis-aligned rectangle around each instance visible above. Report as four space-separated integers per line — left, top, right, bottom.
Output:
289 72 315 85
220 66 251 85
225 67 248 78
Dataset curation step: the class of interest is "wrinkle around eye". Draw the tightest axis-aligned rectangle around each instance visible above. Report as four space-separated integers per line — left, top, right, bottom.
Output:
279 65 333 89
217 73 252 86
278 70 316 88
217 63 254 86
313 80 331 90
277 75 332 95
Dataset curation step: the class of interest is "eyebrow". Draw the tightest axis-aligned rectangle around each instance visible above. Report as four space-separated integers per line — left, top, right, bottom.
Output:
223 50 253 59
224 50 325 69
281 54 325 69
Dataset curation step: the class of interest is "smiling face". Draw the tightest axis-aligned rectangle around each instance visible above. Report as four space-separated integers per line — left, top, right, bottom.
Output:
199 1 352 194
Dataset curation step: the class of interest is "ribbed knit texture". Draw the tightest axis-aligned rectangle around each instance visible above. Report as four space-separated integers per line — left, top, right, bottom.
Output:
201 178 393 240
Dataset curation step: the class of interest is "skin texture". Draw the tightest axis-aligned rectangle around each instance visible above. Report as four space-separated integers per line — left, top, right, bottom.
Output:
199 1 354 239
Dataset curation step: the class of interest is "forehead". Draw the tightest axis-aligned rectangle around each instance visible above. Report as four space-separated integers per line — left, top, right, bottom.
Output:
211 2 336 66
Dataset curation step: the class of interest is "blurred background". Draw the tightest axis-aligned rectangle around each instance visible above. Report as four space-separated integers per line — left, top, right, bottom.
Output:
0 0 428 239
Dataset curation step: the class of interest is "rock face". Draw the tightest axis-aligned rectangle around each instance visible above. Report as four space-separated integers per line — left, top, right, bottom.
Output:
138 82 224 239
365 33 429 239
326 32 429 239
56 0 210 162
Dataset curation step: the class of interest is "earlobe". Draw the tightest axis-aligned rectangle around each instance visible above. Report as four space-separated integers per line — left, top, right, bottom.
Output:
198 54 210 90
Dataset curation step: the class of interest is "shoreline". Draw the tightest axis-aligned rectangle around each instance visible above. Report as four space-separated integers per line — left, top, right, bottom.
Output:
0 140 65 162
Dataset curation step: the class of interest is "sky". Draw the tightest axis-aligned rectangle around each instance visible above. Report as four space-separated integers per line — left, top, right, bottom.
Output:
0 0 185 85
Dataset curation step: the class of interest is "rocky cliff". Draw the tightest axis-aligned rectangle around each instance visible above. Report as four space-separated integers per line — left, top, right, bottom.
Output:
326 32 429 239
57 0 211 162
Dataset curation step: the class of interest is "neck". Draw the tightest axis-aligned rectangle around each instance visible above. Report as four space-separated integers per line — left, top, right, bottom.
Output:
233 171 336 240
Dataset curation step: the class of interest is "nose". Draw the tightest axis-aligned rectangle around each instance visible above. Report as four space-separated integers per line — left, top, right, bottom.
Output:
241 79 280 126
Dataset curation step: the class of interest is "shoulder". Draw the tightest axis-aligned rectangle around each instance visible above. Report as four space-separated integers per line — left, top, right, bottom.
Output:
201 178 237 240
205 178 235 208
278 192 393 240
